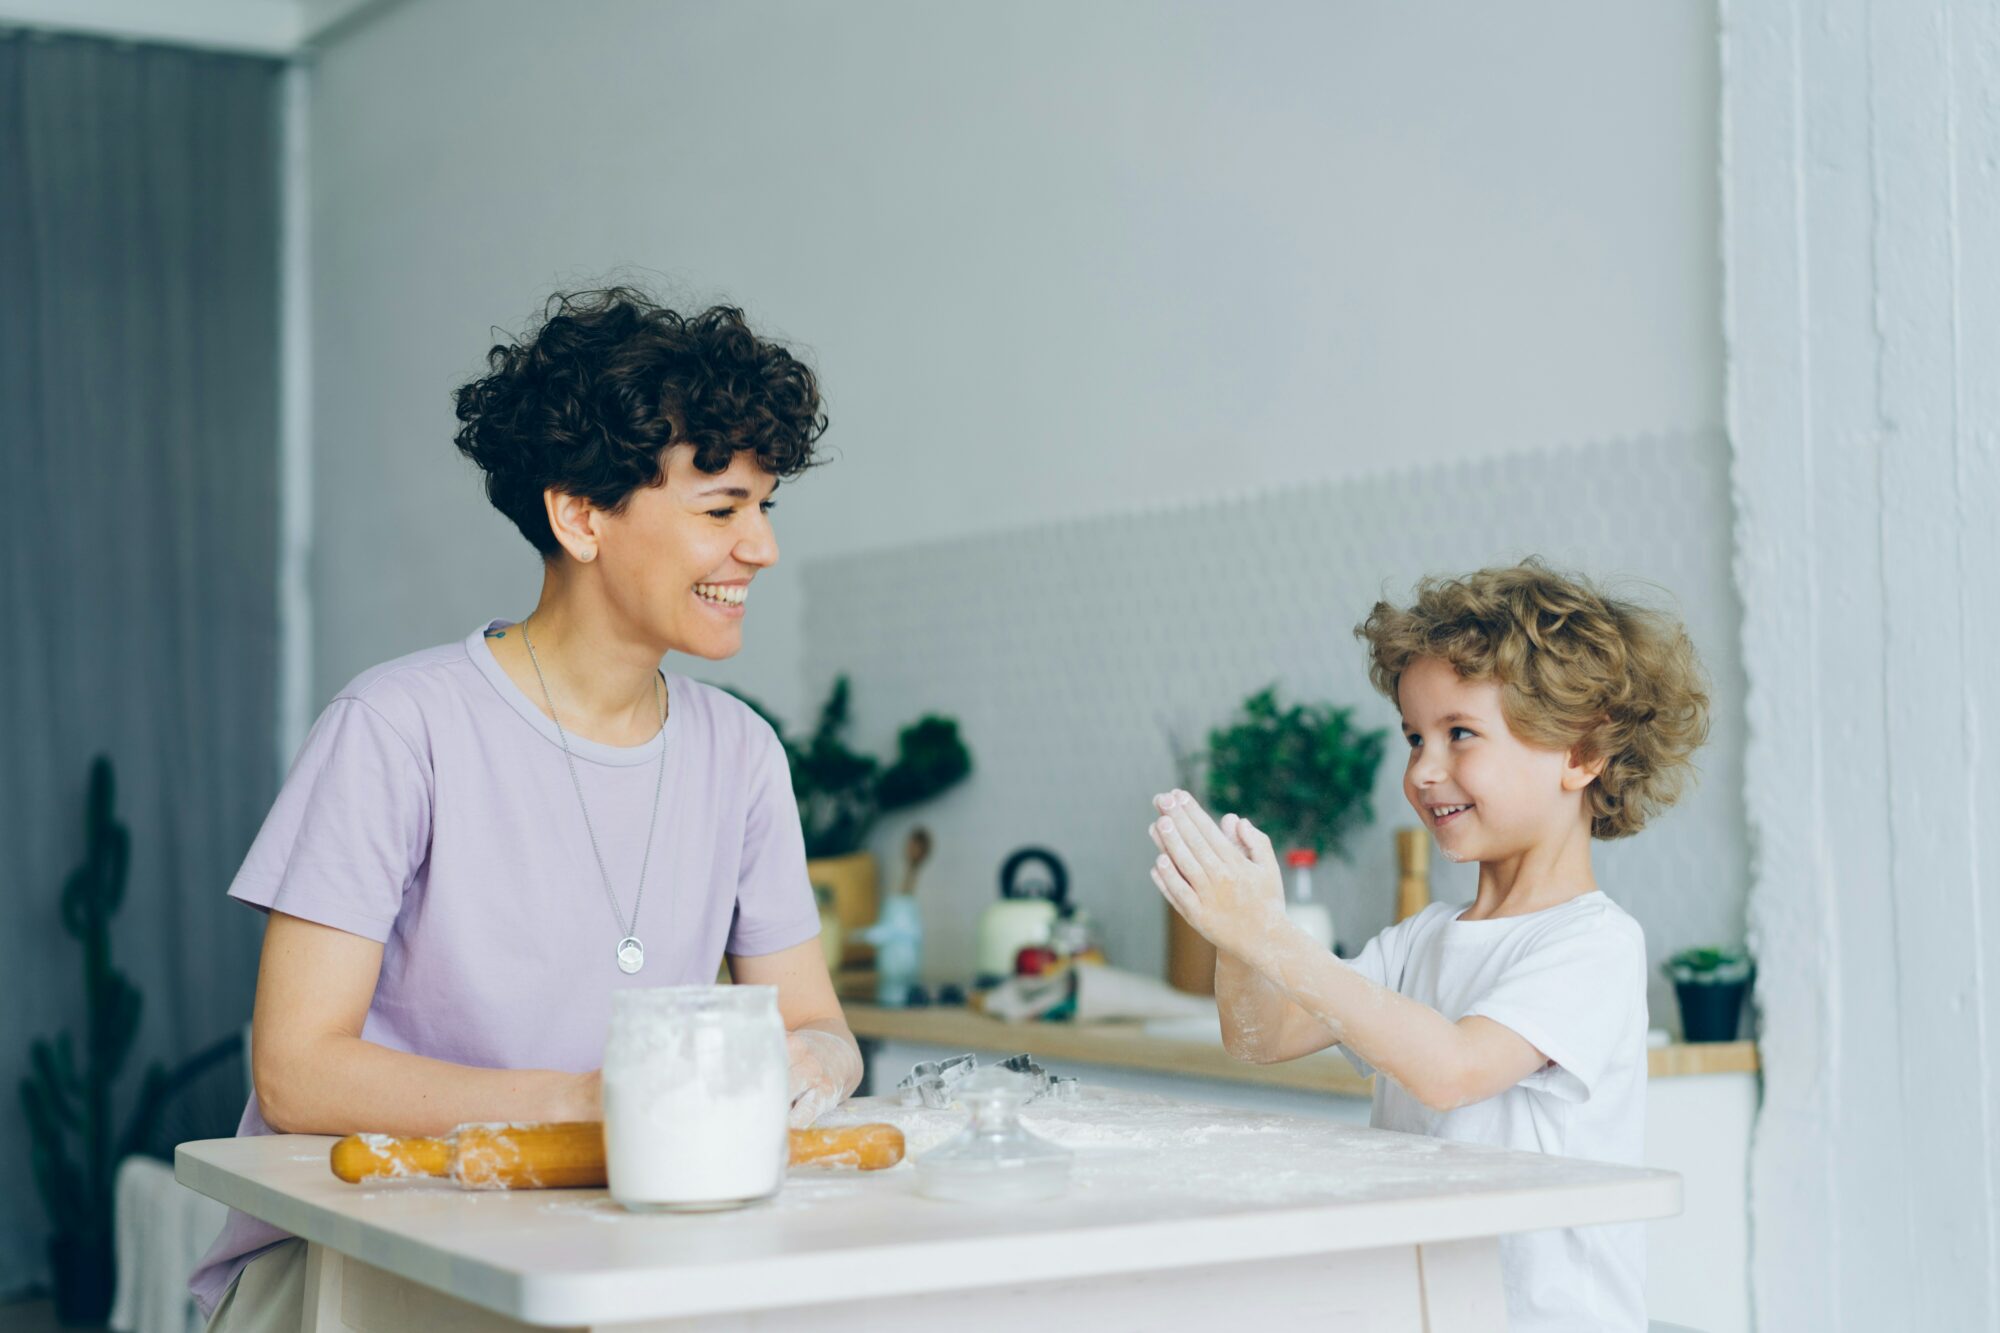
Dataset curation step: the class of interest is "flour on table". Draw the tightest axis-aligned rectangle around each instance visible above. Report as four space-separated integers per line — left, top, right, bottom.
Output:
817 1088 1515 1206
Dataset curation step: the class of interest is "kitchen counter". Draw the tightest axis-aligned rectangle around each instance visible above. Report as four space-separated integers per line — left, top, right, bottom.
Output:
176 1089 1680 1331
842 1003 1758 1094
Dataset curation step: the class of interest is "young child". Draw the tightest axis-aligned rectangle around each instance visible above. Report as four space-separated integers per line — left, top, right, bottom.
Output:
1147 559 1708 1333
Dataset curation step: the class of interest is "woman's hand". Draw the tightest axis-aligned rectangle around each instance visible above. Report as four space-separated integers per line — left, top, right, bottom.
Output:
729 938 865 1128
785 1027 862 1128
1148 789 1290 964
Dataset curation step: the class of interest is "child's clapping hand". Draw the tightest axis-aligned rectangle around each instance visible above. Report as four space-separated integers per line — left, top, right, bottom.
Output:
1148 789 1289 962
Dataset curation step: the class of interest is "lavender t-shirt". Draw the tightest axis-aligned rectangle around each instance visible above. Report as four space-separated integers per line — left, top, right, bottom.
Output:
189 621 819 1316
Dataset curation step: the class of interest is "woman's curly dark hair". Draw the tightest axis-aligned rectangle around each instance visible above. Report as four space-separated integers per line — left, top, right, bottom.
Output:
452 287 828 555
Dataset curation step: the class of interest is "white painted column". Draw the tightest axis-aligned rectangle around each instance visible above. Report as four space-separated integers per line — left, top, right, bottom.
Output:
1721 0 2000 1328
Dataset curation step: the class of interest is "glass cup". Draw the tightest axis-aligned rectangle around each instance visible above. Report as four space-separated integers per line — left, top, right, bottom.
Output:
602 985 790 1212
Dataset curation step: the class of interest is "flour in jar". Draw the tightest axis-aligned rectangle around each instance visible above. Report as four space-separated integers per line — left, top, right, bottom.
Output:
601 986 791 1211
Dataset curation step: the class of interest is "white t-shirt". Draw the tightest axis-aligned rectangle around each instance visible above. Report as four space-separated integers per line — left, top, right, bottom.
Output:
1341 892 1649 1333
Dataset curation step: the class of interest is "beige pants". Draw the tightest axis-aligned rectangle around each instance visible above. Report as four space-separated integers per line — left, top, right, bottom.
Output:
204 1239 307 1333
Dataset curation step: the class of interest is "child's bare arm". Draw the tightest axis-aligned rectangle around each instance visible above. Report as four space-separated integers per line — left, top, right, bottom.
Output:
1253 929 1551 1109
1213 947 1345 1063
1151 808 1340 1061
1151 791 1549 1109
1199 811 1347 1062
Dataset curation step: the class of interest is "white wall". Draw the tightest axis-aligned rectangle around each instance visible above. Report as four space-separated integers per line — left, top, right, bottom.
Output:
305 0 1721 726
1722 0 2000 1327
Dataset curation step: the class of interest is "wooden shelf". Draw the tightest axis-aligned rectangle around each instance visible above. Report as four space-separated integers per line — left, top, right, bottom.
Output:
843 1004 1758 1096
1646 1039 1760 1077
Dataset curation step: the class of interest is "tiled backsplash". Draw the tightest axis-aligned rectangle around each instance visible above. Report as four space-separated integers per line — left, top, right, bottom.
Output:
802 430 1747 1031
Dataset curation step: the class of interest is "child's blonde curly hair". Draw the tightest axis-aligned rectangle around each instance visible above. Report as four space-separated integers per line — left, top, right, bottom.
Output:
1355 559 1710 840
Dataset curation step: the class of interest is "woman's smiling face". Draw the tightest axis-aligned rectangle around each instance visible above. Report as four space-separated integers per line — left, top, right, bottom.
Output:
593 444 780 660
1397 656 1582 864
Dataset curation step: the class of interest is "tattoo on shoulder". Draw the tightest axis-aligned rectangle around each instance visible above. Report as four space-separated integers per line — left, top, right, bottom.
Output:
484 628 506 639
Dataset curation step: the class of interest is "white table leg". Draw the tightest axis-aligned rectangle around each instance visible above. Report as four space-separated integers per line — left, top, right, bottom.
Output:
1416 1237 1509 1332
300 1243 344 1333
301 1243 580 1333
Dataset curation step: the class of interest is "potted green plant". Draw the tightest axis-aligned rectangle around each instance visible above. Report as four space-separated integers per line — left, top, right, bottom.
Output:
731 678 971 963
1168 688 1387 977
1203 686 1389 859
21 757 239 1325
1665 946 1755 1042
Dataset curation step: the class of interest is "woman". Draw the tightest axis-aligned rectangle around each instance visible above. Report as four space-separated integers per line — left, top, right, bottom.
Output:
190 288 862 1329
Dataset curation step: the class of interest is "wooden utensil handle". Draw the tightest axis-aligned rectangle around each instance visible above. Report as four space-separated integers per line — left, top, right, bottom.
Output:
330 1121 906 1187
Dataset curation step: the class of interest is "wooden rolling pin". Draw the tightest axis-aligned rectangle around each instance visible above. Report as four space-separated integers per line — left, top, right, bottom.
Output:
329 1120 904 1189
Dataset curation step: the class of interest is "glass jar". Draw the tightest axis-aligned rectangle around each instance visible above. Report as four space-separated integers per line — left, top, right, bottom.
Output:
913 1067 1072 1203
602 985 790 1212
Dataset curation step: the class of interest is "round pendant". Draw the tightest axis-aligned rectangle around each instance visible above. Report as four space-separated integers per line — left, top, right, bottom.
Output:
616 936 645 975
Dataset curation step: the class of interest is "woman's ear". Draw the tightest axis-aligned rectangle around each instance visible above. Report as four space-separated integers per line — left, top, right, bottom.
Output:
543 489 601 563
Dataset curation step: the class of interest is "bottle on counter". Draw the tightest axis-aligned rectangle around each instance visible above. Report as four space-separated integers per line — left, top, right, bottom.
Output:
1284 849 1336 953
860 894 922 1007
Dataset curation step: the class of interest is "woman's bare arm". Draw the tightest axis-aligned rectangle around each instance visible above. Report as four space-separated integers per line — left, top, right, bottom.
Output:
731 937 863 1126
251 912 598 1136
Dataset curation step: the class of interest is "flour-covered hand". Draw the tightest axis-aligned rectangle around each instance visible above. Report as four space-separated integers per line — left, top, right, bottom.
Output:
785 1027 862 1129
1147 789 1287 960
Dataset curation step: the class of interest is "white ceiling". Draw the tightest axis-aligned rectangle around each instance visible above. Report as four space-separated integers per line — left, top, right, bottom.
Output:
0 0 390 55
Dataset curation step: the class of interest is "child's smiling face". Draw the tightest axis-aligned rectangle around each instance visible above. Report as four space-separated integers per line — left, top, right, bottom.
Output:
1397 656 1596 863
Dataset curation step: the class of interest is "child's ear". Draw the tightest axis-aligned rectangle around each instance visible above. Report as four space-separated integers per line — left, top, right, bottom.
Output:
1561 746 1607 793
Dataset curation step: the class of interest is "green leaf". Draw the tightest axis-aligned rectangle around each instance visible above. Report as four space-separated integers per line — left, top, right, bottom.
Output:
117 1065 170 1163
28 1039 79 1131
22 1077 85 1233
811 676 853 750
89 972 143 1081
750 678 976 858
1204 684 1389 858
877 717 971 813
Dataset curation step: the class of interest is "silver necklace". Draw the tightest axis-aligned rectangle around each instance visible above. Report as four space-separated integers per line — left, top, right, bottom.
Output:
520 617 667 975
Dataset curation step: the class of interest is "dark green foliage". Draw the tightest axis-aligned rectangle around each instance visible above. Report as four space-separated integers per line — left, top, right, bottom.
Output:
1204 686 1389 860
729 678 972 859
20 756 239 1256
876 717 972 814
1665 945 1753 984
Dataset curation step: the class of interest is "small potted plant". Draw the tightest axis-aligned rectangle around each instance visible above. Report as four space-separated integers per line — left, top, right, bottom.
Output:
731 678 971 963
1203 686 1389 862
1172 687 1387 979
1664 946 1755 1042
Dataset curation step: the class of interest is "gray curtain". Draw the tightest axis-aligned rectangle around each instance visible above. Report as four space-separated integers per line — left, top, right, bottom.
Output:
0 32 282 1298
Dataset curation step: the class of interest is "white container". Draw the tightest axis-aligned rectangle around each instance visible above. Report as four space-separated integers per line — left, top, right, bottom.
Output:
602 985 790 1212
1284 850 1336 953
1287 901 1336 953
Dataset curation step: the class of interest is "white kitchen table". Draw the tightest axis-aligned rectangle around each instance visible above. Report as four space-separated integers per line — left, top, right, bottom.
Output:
175 1089 1679 1332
